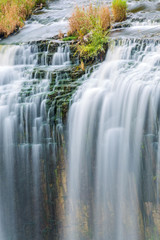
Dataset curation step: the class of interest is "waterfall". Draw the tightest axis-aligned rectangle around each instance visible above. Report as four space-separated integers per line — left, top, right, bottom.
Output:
0 42 70 240
52 45 70 66
65 39 160 240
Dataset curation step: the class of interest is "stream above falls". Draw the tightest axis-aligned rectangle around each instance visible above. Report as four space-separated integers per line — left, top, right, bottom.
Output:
1 0 160 44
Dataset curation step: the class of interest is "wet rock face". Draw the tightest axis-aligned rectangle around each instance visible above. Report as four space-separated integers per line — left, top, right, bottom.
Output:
34 39 108 126
17 39 106 240
47 66 85 124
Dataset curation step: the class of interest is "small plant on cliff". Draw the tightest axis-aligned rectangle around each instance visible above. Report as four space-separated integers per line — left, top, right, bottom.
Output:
112 0 127 22
68 4 110 59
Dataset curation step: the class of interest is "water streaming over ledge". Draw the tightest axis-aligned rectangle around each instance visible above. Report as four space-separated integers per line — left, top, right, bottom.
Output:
1 0 160 239
65 38 160 240
0 43 70 240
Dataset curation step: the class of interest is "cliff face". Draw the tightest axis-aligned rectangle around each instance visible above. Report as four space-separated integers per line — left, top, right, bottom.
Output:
0 39 104 240
38 40 107 240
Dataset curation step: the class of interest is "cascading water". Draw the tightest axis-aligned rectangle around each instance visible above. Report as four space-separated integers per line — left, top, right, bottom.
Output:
52 45 70 65
0 42 70 240
1 1 160 240
65 38 160 240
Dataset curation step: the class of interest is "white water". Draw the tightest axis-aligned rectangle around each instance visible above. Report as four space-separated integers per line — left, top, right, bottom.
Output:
52 45 70 65
1 0 160 239
0 43 70 240
66 39 160 239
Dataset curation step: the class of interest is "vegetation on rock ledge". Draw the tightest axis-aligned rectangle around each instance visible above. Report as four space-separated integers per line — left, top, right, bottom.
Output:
0 0 45 37
112 0 127 22
67 4 110 59
65 1 127 60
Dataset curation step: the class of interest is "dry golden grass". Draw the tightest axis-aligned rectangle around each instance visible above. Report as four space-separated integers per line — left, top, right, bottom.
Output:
99 5 111 31
68 4 110 38
66 4 110 59
0 0 44 37
68 6 92 38
0 2 24 37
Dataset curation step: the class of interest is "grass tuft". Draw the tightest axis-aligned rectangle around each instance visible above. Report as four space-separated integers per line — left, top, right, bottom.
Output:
0 0 45 37
68 4 110 38
112 0 127 22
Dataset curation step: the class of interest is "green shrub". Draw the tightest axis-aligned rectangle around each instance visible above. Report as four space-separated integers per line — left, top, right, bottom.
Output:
112 0 127 22
78 26 109 58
